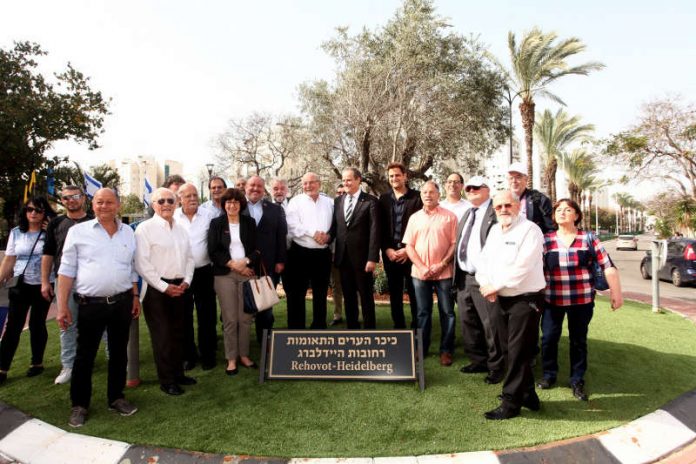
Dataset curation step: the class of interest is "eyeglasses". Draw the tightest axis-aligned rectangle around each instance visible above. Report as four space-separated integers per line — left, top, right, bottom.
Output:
226 200 241 206
26 207 44 214
156 198 175 205
61 193 83 201
465 186 483 192
494 203 514 211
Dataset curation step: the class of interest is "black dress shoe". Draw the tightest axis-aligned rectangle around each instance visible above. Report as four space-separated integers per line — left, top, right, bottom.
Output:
460 363 488 374
536 377 556 389
329 318 343 327
201 361 216 371
522 391 541 411
571 382 589 401
484 372 504 384
175 375 197 385
225 367 239 376
484 405 520 420
26 366 44 377
160 384 184 396
183 360 197 371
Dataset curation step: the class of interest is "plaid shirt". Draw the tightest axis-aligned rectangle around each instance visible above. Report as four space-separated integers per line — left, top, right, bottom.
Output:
543 230 612 306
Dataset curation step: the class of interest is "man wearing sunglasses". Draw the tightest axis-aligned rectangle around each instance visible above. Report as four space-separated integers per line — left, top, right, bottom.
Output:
453 177 505 386
475 191 545 420
135 188 196 396
41 186 93 385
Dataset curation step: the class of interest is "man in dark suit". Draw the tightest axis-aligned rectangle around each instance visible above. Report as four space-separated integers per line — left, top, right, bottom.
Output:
507 162 554 234
244 175 288 343
377 162 422 329
331 167 380 329
453 176 505 384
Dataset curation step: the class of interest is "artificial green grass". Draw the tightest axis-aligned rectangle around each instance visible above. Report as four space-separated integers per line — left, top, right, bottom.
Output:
1 297 695 458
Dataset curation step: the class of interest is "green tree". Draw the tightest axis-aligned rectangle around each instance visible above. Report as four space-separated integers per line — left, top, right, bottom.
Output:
534 109 594 203
507 28 604 187
606 97 696 200
120 193 145 216
560 148 597 205
0 41 109 221
298 0 508 193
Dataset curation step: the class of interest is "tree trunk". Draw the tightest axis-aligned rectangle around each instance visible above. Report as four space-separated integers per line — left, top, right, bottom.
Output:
519 99 536 188
544 157 557 204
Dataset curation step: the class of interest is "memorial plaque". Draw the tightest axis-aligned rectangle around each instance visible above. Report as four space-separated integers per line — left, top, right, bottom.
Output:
260 329 424 389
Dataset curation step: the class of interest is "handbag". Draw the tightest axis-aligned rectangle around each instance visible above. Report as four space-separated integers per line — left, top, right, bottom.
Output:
585 231 610 291
242 261 279 314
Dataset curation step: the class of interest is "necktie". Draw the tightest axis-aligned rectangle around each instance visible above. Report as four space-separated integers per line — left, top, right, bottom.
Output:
345 194 354 225
458 207 478 263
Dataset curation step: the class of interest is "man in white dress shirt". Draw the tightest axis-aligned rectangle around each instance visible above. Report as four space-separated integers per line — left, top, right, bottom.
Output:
201 176 227 217
440 172 471 222
284 172 334 329
476 190 546 420
57 188 139 428
135 187 196 396
174 183 217 371
271 177 290 211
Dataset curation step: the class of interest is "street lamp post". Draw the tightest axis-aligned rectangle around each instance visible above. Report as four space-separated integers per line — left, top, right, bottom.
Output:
205 163 214 201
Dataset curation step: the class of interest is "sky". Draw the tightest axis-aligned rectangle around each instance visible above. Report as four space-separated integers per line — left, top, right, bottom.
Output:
2 0 695 190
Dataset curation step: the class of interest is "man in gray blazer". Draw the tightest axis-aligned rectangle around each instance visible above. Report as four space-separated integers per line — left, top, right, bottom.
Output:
452 176 505 384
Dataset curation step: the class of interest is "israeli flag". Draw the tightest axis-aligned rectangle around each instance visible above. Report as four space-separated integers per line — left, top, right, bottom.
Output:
143 177 153 207
83 171 102 199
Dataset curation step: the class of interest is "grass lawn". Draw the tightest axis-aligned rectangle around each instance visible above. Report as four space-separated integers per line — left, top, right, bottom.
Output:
1 296 695 458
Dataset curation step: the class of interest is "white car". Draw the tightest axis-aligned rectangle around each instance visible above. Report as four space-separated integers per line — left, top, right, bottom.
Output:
616 235 638 251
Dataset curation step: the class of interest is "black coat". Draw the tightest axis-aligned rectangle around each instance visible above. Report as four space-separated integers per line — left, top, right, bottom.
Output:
522 188 554 234
242 199 288 277
377 188 422 253
207 214 260 276
331 191 380 269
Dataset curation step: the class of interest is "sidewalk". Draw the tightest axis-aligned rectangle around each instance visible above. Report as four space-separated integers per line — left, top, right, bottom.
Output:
1 290 695 464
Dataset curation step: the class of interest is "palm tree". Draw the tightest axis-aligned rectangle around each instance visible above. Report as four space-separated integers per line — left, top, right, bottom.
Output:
508 28 604 187
613 192 634 233
534 109 594 203
560 148 597 205
674 196 696 236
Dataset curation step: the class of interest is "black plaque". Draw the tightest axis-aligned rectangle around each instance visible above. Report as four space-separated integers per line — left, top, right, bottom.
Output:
261 330 423 388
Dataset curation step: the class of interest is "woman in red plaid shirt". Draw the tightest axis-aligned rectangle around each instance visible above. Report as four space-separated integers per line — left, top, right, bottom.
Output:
538 199 623 401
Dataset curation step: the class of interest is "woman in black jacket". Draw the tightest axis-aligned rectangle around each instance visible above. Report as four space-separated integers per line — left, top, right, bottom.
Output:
207 188 259 375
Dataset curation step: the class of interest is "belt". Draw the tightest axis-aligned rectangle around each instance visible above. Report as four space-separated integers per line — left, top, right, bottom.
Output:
499 292 542 300
161 277 184 285
74 290 132 305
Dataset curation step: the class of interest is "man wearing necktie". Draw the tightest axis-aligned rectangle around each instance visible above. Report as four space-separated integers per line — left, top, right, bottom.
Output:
452 176 505 384
330 168 379 329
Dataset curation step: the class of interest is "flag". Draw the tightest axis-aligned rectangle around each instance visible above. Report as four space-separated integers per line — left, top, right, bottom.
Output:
143 177 153 207
83 171 102 199
47 168 55 196
23 170 37 203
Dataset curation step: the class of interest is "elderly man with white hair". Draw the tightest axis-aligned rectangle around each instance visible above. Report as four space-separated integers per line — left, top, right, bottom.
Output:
135 187 196 396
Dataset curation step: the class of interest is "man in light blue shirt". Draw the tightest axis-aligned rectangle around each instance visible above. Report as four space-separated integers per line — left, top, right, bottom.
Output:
57 188 140 428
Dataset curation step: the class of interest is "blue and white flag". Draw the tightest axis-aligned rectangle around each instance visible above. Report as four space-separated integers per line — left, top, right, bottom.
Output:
143 177 153 207
83 171 102 199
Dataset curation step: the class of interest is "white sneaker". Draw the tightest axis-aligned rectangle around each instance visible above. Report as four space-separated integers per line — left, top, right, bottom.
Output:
54 367 72 385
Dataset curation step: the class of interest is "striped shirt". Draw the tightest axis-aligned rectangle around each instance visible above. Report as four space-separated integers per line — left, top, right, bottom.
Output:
543 230 612 306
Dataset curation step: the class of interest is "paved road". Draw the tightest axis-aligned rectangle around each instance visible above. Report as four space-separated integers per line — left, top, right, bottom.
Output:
605 234 696 304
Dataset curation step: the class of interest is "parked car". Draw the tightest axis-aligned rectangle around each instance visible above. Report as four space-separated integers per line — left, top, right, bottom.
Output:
640 238 696 287
616 235 638 251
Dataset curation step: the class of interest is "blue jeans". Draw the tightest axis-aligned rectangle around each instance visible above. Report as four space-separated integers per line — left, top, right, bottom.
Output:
58 283 80 369
412 277 455 355
541 302 594 385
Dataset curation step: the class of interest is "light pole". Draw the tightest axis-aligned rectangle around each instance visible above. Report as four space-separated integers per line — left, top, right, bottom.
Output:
205 163 214 201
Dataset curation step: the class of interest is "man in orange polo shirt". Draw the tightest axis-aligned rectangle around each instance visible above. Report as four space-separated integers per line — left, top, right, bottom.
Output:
403 181 458 366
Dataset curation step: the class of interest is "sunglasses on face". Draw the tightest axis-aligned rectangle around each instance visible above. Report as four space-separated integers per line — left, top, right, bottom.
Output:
494 203 514 211
465 186 482 192
156 198 175 205
61 193 83 201
26 207 44 214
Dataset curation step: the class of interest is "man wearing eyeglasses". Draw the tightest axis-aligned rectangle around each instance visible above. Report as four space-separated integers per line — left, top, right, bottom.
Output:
440 173 471 223
453 177 505 385
135 188 196 396
201 176 227 217
476 191 545 420
507 162 554 233
41 186 93 385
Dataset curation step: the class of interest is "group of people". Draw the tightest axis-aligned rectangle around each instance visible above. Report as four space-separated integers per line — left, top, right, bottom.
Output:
0 160 622 426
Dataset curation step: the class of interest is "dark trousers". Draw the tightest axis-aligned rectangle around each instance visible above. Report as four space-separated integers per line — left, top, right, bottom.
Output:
70 298 132 408
382 255 418 329
285 244 331 329
456 273 506 375
254 272 278 344
339 258 376 329
0 282 50 371
143 286 185 385
541 302 594 385
184 265 217 365
498 294 541 410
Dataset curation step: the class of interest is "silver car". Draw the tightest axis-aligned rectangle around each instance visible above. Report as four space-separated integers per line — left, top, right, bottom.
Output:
616 235 638 251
